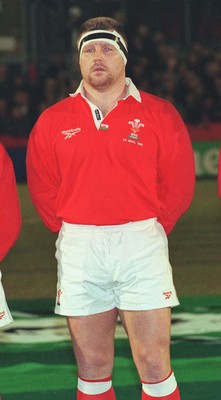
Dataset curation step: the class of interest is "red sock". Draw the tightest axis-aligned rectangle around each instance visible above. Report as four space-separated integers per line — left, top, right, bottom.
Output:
77 376 116 400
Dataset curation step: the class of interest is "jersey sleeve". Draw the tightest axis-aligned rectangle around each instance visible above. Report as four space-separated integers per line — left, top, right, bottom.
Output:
157 103 195 234
218 149 221 198
0 144 22 261
26 114 62 232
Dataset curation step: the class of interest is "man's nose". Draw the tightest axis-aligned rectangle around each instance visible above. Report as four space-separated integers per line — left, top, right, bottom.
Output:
93 48 103 59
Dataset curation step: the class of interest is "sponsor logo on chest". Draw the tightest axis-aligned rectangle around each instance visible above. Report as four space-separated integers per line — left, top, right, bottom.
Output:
61 128 81 139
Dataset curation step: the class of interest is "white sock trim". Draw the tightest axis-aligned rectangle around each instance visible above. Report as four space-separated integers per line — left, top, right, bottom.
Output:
142 372 177 397
78 377 112 395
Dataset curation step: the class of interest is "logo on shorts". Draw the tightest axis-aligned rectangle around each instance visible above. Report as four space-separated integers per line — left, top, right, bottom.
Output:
57 289 63 306
163 291 172 300
0 311 5 320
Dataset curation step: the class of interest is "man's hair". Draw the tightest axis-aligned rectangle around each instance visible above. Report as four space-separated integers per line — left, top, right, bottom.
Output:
77 16 127 46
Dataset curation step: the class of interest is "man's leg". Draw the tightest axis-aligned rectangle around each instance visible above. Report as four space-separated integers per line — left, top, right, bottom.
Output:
118 308 180 400
67 309 118 400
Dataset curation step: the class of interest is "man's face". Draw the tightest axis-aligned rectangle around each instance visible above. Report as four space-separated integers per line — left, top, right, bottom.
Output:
79 40 125 90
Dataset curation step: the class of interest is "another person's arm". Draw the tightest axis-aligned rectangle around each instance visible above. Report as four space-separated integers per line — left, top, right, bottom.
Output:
0 144 21 261
218 150 221 199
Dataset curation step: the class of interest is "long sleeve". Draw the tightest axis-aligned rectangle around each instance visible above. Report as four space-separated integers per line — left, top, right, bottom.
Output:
157 103 195 234
26 114 62 232
0 144 22 261
218 150 221 198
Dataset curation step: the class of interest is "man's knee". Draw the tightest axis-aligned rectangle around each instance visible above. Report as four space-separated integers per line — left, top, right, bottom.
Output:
133 345 171 382
77 349 114 380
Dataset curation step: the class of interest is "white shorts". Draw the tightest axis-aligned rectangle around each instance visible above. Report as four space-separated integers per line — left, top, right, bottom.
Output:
54 218 179 316
0 271 13 327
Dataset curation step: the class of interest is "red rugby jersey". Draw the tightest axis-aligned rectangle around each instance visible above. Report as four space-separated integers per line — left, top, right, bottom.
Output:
26 90 195 234
0 144 21 261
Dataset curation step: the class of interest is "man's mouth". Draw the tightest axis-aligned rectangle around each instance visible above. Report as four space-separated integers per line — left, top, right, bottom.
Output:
92 64 106 72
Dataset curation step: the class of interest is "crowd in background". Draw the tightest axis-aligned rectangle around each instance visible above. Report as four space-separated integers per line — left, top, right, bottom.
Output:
0 19 221 141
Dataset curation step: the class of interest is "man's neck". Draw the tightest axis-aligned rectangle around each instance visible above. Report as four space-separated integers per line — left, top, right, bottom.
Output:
83 80 127 117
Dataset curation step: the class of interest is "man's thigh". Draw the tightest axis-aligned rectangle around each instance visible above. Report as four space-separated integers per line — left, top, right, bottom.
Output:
118 307 172 380
67 308 118 378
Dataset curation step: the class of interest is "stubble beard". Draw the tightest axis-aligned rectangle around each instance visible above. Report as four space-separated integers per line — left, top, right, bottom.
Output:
88 71 114 92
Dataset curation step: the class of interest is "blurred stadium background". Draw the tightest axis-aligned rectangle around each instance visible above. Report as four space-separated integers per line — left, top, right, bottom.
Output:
1 0 221 181
0 1 221 399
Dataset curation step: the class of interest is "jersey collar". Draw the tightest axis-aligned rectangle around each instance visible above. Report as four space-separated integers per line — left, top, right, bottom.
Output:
69 78 141 103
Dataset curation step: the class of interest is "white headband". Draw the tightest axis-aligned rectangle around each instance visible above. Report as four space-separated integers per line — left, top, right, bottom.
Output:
78 29 128 64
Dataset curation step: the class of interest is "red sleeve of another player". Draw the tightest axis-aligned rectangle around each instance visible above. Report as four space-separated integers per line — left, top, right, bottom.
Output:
218 150 221 198
0 144 22 261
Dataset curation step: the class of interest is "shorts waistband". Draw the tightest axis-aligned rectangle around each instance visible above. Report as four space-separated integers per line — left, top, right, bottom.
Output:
62 218 157 232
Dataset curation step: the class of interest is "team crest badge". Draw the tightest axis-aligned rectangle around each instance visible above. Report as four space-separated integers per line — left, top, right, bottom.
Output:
122 119 144 146
128 119 145 140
